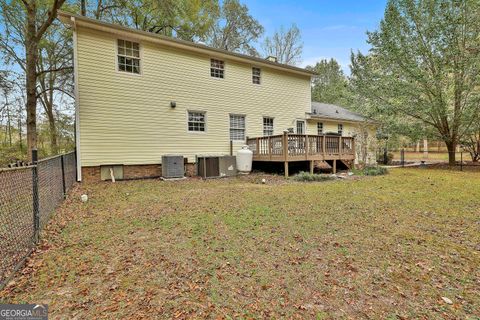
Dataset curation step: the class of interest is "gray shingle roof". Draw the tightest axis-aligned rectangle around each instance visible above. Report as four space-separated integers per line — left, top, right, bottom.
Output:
310 102 368 122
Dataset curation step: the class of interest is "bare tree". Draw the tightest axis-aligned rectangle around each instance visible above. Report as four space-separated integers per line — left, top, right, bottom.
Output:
0 0 66 161
262 24 303 65
36 21 73 154
208 0 263 55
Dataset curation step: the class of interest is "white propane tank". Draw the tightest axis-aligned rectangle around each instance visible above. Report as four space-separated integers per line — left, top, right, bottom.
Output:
236 145 253 174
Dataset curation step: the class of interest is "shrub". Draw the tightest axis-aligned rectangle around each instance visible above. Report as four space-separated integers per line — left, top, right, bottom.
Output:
376 152 394 165
292 171 336 182
363 166 388 176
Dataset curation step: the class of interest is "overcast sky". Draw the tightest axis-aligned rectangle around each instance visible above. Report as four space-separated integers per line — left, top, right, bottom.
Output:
243 0 387 73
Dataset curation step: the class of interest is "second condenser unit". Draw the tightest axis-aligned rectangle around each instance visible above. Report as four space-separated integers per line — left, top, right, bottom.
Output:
197 155 237 178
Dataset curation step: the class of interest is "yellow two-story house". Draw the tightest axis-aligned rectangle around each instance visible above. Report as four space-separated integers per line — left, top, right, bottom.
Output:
59 12 375 181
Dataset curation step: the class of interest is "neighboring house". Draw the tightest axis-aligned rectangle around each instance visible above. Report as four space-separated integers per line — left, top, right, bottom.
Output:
59 12 375 181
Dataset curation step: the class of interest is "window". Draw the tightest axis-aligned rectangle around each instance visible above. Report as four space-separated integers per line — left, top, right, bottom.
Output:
211 59 224 78
252 67 261 84
317 122 323 135
296 120 305 134
338 124 343 135
229 114 245 140
263 117 274 136
117 39 140 74
188 111 206 132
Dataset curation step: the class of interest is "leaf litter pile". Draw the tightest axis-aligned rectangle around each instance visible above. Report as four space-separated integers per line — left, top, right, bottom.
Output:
1 169 479 319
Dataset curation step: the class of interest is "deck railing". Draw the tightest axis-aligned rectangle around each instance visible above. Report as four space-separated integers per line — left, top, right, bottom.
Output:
246 133 355 162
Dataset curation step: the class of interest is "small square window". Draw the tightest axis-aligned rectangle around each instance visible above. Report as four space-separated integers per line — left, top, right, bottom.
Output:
338 124 343 135
188 111 206 132
211 59 224 78
252 67 261 84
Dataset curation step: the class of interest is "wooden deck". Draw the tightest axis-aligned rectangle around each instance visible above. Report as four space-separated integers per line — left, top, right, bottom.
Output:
246 132 355 176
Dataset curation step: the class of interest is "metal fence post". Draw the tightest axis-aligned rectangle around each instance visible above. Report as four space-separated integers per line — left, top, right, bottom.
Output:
61 154 66 198
74 147 78 182
32 149 40 244
460 152 463 171
401 148 405 167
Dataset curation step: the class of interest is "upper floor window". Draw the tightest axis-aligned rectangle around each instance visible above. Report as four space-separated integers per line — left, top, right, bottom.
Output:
117 39 140 74
230 114 245 141
263 117 273 136
211 59 224 78
188 111 206 132
252 67 261 84
338 124 343 135
317 122 323 135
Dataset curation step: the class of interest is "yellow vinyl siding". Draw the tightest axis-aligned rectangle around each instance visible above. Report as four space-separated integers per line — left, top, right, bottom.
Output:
76 27 311 166
306 121 361 136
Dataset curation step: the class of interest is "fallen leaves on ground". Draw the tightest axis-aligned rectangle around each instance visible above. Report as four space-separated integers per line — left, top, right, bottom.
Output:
1 169 479 319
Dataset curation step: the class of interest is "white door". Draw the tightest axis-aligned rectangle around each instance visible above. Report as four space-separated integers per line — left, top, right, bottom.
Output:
296 120 305 134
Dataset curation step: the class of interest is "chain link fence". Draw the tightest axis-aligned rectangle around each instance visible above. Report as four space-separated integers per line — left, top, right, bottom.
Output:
0 151 76 289
378 148 479 170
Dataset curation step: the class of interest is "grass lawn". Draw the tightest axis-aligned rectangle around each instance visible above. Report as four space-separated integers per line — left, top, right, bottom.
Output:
391 151 452 162
1 169 479 319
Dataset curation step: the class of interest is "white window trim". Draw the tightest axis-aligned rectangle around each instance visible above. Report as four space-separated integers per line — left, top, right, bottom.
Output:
187 110 207 134
263 116 274 136
229 114 246 141
296 120 306 134
252 67 261 85
210 58 225 80
115 38 143 77
317 122 324 135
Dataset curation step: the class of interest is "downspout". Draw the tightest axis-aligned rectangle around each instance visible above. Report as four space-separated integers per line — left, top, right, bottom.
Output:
71 17 82 181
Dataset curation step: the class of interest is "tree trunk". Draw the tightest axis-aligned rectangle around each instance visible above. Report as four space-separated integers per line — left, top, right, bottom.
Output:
46 107 58 154
25 3 38 162
81 0 86 16
423 139 428 159
445 140 456 165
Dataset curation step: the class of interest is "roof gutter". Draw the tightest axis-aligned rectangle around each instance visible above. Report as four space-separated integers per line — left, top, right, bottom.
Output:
71 16 82 181
305 112 379 125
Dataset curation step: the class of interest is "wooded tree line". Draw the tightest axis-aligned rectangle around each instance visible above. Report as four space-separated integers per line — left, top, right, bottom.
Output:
0 0 304 166
308 0 480 164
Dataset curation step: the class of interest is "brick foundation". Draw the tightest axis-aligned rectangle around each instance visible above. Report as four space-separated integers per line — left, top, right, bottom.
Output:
81 163 196 182
124 164 161 180
81 166 101 183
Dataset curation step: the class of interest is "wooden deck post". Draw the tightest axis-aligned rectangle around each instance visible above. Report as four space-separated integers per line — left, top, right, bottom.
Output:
333 159 337 174
268 136 272 160
322 136 326 158
310 160 314 174
352 137 356 160
283 130 289 178
304 134 309 160
339 136 343 156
